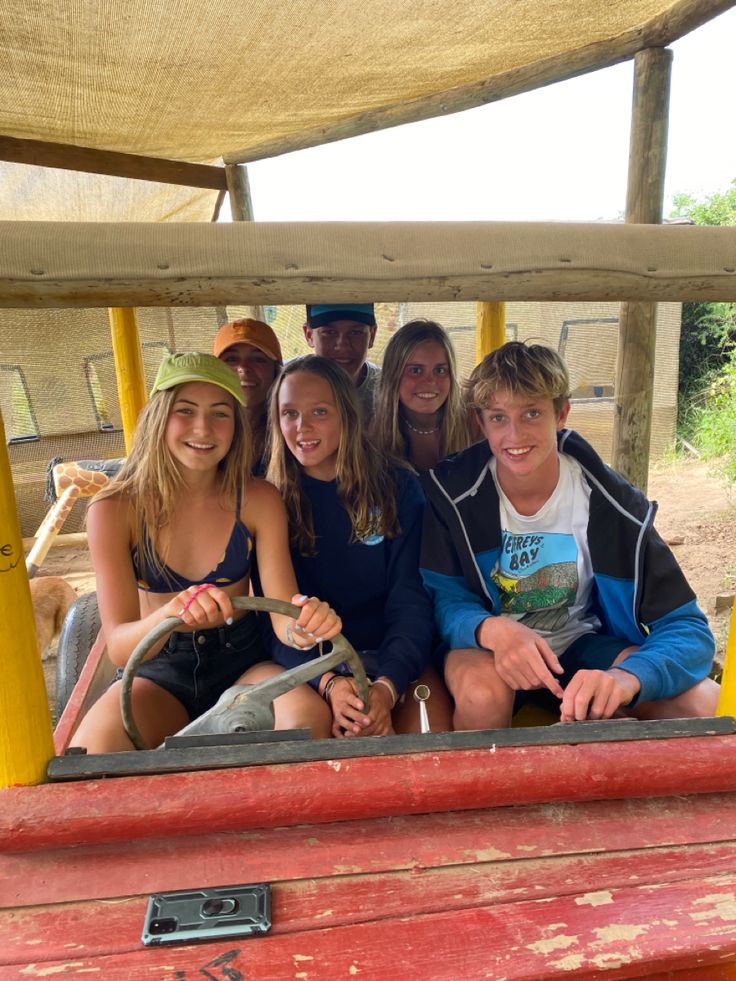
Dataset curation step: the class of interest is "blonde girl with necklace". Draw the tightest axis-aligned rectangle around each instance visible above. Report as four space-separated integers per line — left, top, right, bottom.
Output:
373 319 473 473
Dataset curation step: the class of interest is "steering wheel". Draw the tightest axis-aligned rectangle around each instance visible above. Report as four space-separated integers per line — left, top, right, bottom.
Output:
120 595 371 750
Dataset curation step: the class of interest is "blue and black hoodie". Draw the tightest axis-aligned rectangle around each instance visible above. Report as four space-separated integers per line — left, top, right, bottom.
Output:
420 430 714 705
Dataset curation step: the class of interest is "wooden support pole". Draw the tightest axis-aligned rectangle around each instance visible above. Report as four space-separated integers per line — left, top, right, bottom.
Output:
225 164 254 222
108 308 147 453
225 164 267 323
717 596 736 718
475 302 506 362
613 47 672 492
0 409 55 788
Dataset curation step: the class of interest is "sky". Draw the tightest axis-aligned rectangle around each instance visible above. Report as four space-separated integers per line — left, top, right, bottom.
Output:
244 6 736 223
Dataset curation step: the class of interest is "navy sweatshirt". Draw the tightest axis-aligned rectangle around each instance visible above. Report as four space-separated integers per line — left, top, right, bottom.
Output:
271 467 433 695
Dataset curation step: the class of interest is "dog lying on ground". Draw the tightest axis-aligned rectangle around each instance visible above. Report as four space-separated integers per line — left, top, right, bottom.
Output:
29 576 78 659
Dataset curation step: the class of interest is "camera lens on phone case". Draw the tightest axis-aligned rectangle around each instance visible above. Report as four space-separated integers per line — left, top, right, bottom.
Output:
149 917 178 934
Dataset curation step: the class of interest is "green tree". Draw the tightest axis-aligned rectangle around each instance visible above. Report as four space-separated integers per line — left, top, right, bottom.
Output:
672 180 736 226
670 180 736 435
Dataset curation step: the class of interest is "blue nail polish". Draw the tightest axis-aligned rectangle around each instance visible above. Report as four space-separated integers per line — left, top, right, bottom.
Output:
226 617 233 626
297 595 308 602
315 636 323 644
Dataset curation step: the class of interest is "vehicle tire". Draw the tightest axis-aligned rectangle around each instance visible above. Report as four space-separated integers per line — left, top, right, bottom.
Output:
56 591 101 719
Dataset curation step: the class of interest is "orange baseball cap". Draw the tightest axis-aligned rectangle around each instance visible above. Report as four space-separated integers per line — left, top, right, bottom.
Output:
213 318 283 363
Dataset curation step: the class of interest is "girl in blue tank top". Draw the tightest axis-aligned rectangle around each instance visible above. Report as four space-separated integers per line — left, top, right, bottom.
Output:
257 355 444 737
70 352 341 754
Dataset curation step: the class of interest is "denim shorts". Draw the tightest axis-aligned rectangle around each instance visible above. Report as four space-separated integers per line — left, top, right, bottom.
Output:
514 631 632 714
118 614 266 719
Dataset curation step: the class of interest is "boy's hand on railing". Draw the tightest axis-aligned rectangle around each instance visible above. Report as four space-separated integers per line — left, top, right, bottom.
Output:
560 667 641 722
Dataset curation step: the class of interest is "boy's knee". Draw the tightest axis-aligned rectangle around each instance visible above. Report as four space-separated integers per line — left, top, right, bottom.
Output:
635 676 720 720
445 648 513 726
674 677 720 717
446 649 501 695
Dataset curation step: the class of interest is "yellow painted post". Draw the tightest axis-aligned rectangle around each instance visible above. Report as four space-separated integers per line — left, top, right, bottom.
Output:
0 409 54 787
108 308 147 452
716 598 736 717
475 302 506 362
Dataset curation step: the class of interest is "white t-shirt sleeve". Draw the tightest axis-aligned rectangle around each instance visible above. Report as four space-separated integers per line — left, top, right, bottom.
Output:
490 453 600 656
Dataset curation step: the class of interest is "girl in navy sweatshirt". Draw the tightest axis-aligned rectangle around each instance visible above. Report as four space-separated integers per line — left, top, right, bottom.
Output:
265 355 438 737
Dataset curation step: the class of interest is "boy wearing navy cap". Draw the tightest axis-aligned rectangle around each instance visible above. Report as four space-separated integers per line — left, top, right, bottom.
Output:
304 303 380 419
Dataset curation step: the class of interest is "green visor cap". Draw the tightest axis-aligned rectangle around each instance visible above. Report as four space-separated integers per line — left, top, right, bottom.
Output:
150 352 245 406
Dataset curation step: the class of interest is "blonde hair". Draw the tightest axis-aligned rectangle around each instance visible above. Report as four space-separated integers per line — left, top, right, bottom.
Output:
466 341 570 416
373 319 472 466
91 382 251 587
267 355 401 556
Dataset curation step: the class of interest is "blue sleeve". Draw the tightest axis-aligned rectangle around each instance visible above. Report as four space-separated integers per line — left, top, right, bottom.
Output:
419 493 491 650
616 599 715 705
374 471 434 694
594 521 716 704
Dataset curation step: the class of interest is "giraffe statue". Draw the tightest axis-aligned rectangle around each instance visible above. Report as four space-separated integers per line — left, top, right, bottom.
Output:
26 459 124 577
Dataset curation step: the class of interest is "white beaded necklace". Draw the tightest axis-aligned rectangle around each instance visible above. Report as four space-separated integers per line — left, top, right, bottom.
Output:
404 419 440 436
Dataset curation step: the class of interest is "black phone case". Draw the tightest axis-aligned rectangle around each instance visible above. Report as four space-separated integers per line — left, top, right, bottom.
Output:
141 883 271 946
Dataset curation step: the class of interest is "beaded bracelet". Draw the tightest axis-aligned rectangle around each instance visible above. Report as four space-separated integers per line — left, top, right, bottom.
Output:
371 677 398 708
322 674 351 702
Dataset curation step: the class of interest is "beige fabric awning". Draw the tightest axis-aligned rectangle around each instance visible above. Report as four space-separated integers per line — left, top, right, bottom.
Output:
0 0 732 223
2 0 730 163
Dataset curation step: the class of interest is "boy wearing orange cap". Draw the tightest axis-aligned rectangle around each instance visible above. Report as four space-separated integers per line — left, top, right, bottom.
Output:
214 318 283 473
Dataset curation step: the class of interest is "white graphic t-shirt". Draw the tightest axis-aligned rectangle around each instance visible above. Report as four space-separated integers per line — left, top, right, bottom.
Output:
489 453 600 656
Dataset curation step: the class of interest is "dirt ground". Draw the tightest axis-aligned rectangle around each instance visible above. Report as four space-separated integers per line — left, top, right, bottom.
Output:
647 457 736 668
36 455 736 718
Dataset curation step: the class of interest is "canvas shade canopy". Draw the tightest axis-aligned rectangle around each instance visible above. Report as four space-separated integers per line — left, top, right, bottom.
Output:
0 0 733 221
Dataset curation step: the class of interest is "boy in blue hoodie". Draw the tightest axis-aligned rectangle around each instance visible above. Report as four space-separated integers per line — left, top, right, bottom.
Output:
420 341 719 730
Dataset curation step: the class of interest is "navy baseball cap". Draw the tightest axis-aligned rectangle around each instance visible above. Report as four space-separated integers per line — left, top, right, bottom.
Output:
306 304 376 328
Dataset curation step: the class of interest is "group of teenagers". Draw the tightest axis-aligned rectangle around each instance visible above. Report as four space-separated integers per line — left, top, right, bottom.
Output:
72 304 720 754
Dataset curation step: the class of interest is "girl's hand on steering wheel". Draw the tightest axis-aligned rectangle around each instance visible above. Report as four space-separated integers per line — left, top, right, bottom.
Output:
289 594 342 647
166 584 235 628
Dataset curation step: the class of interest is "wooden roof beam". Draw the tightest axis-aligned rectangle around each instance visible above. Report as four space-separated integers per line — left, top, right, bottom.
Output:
1 220 735 308
0 136 227 190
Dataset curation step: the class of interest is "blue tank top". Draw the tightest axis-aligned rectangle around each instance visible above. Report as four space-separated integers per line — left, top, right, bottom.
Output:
132 487 253 593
